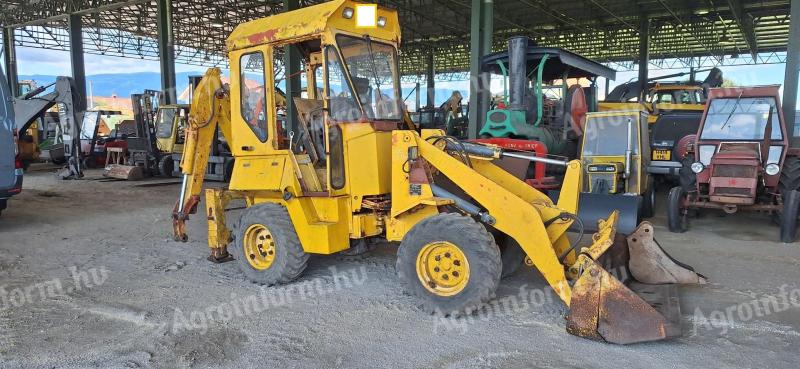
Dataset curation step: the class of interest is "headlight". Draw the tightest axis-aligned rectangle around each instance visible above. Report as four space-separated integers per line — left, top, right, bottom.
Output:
342 7 354 19
377 16 387 27
691 162 705 174
765 163 780 176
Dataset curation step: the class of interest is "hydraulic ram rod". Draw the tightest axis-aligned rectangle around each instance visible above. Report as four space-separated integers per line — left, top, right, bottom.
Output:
445 140 569 167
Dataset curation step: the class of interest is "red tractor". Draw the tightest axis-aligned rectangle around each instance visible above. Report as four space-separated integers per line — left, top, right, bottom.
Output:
667 85 800 242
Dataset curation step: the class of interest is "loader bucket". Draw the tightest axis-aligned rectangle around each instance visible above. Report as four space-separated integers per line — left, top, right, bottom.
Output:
547 191 640 234
565 214 705 344
103 164 145 180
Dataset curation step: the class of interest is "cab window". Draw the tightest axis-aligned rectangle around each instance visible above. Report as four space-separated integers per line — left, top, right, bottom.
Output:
326 46 361 121
240 52 268 142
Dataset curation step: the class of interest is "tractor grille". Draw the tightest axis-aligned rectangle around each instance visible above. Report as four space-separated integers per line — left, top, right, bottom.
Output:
489 111 507 123
714 187 751 196
712 164 756 178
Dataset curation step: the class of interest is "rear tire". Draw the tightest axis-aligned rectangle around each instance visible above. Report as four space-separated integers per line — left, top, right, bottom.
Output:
780 190 800 243
232 203 309 285
780 156 800 196
158 155 174 178
397 213 501 315
667 186 688 233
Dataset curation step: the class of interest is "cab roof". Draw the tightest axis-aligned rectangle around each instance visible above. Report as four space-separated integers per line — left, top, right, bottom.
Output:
226 0 400 52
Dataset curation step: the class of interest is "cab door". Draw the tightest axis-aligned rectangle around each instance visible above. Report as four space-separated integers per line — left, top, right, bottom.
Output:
230 46 278 157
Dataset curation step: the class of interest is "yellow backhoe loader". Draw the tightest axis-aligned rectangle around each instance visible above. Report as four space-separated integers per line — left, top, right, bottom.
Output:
172 0 705 344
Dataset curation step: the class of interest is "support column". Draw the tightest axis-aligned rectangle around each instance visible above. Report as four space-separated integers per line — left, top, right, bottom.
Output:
2 27 18 96
468 0 493 138
638 15 650 102
415 82 421 111
284 0 302 135
426 51 435 108
68 15 87 112
783 0 800 140
157 0 177 104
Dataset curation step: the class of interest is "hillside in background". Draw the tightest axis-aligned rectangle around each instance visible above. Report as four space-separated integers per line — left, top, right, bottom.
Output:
19 72 203 100
18 72 465 108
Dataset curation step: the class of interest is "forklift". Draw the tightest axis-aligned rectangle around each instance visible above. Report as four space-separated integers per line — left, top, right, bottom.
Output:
153 75 235 182
103 90 165 180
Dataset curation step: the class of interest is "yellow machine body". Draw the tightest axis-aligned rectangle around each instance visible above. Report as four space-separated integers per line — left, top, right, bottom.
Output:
599 83 706 124
580 110 651 196
155 104 191 155
171 0 704 345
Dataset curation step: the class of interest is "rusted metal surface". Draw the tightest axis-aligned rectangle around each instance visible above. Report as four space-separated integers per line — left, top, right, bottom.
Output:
684 197 782 212
565 257 604 341
596 266 670 344
627 222 707 284
567 219 706 344
103 164 144 180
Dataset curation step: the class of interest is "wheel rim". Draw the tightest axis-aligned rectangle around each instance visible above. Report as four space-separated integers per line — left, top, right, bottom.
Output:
243 224 276 270
416 241 470 296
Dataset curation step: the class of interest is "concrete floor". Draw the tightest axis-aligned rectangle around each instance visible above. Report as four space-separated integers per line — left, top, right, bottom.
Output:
1 166 799 369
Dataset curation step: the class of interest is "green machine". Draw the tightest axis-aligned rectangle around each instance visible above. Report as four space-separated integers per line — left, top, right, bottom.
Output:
478 37 616 157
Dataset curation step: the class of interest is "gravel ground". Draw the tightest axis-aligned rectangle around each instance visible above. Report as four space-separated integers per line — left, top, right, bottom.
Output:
0 166 799 369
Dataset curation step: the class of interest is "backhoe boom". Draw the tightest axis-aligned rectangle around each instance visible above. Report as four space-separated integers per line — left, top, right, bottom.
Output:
172 68 232 244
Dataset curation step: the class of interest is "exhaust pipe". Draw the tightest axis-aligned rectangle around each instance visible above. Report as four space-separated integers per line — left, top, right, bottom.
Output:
507 36 529 111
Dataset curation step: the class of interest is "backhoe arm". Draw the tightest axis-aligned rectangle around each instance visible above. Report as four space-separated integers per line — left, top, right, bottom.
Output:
13 76 84 178
172 68 232 242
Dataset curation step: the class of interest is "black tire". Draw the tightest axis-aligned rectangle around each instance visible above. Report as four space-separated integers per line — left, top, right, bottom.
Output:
397 213 501 315
499 236 526 279
667 186 688 233
51 156 66 165
232 203 309 285
158 155 174 178
780 190 800 243
641 176 656 218
780 156 800 196
223 158 235 182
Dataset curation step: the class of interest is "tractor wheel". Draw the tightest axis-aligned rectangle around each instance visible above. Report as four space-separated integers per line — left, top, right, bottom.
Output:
158 156 174 178
667 186 688 233
223 158 235 182
641 177 656 218
780 156 800 196
780 190 800 243
498 236 526 279
232 203 309 285
397 213 501 315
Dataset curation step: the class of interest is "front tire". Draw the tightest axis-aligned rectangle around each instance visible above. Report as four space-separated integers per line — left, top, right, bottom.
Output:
667 186 688 233
232 203 309 285
397 213 501 315
158 155 174 178
499 237 526 278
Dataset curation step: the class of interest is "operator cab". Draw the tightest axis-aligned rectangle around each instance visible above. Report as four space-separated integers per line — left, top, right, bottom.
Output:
226 0 403 197
580 111 650 195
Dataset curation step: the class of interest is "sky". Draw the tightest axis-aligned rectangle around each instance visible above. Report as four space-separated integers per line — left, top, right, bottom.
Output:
9 46 796 104
13 47 209 75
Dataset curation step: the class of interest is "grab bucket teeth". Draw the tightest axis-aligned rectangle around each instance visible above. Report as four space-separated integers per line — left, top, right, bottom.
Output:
565 212 706 344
